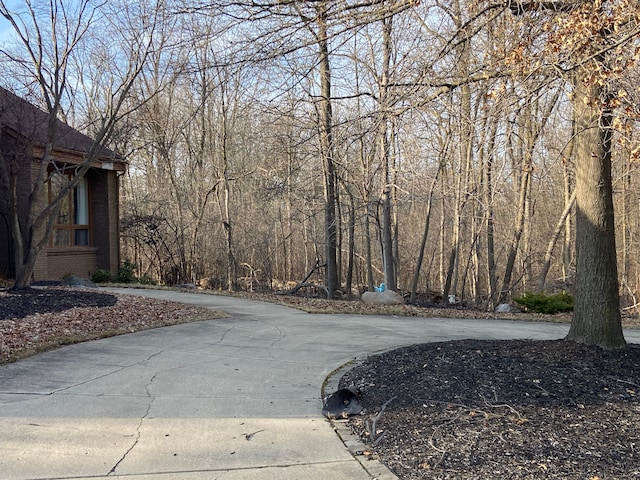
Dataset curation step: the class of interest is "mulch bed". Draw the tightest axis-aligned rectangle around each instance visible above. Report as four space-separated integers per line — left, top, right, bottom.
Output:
0 288 118 320
340 339 640 479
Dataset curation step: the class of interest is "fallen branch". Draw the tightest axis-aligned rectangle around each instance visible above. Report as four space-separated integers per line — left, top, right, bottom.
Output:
479 390 523 419
366 396 397 446
607 376 640 389
277 259 326 296
420 397 523 420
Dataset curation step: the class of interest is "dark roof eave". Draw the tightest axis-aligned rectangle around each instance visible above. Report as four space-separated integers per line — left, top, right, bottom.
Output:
2 124 127 172
0 87 125 170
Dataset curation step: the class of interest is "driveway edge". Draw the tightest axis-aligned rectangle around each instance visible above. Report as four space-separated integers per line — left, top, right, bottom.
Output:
322 359 399 480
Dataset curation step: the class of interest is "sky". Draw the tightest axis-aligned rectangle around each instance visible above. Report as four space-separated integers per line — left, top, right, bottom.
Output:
0 19 11 43
0 2 18 45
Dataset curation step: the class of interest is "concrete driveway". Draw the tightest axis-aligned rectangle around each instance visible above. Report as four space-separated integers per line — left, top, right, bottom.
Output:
1 289 636 479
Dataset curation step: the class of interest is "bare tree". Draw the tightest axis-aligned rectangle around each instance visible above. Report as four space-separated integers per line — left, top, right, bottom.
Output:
498 83 561 303
0 0 161 289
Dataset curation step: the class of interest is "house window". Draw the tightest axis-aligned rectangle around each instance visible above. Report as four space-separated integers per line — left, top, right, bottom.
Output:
50 173 90 247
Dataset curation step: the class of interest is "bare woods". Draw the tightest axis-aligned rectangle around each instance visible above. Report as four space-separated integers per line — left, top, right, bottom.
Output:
3 1 639 316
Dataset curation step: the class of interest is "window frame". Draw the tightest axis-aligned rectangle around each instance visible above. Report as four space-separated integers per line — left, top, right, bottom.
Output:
48 171 92 248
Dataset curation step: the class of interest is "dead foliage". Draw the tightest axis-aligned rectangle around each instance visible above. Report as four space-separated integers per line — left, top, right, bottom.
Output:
0 288 220 365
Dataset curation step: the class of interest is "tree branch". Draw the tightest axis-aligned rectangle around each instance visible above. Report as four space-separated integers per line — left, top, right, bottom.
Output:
507 0 582 15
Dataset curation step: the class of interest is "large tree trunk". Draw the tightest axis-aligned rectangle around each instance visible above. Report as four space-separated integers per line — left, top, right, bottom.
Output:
566 74 625 348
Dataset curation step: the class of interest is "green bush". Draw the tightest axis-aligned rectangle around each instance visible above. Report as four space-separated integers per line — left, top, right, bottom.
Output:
91 269 112 283
118 260 137 284
513 291 574 314
138 274 157 285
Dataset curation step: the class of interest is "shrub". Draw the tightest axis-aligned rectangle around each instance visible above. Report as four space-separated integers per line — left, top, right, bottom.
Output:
118 260 137 284
138 274 157 285
513 291 574 314
91 269 112 283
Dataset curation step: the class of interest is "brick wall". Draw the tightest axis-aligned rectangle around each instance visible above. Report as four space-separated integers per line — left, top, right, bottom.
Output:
46 248 98 280
90 169 120 276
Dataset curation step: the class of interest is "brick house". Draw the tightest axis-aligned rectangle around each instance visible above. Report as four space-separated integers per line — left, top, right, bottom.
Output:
0 87 125 281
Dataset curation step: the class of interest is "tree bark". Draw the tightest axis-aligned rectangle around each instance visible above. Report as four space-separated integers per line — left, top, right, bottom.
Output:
498 145 531 304
345 186 356 299
483 117 498 308
562 121 575 282
566 73 625 348
316 3 340 298
378 13 397 291
442 80 472 304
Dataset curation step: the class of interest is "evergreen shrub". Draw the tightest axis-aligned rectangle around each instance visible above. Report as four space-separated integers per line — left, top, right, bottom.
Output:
118 260 137 283
513 291 574 314
91 269 112 283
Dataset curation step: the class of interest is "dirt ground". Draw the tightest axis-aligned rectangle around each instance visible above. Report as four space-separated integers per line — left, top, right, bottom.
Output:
1 286 640 479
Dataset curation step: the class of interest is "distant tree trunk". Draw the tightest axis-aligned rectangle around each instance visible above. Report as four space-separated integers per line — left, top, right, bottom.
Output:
365 202 375 292
344 186 356 299
498 87 559 304
439 196 446 292
483 118 498 308
566 72 625 348
220 174 237 291
536 191 576 292
562 120 576 282
316 3 339 298
352 39 375 294
498 149 531 304
442 81 472 304
410 155 446 303
378 13 397 291
380 180 395 289
522 151 534 290
620 152 629 290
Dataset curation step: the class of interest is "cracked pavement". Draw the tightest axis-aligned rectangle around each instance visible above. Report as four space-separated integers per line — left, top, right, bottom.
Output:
2 289 637 479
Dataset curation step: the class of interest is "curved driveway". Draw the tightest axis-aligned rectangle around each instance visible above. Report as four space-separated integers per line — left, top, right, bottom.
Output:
1 289 637 479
